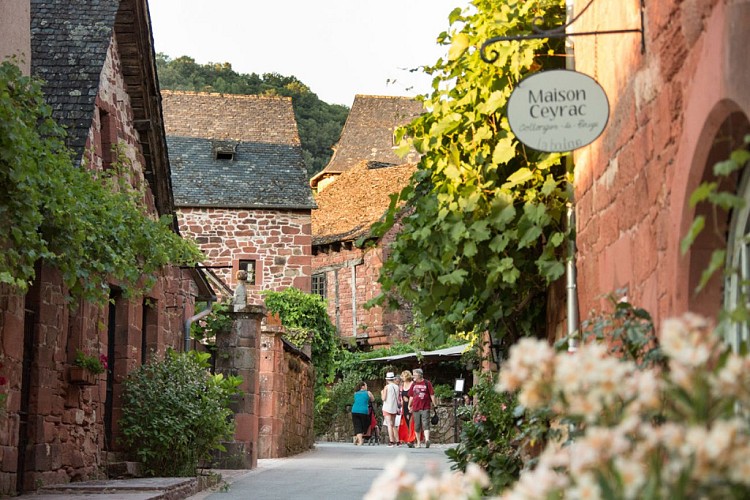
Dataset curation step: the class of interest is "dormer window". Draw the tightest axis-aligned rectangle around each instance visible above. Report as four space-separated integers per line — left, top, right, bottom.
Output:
212 140 238 161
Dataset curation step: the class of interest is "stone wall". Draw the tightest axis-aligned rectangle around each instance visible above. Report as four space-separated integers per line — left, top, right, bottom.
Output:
258 325 314 458
212 306 264 469
0 35 197 494
318 402 459 445
562 0 750 329
312 224 411 347
177 208 312 298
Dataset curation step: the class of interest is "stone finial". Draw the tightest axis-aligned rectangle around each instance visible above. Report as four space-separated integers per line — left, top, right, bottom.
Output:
233 270 248 311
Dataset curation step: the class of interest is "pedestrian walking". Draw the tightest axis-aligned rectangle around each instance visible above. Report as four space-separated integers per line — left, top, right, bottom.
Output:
381 372 400 447
398 370 416 447
407 368 436 448
352 381 374 446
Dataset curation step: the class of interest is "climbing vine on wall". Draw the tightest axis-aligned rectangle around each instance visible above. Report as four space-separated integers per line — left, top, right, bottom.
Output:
263 287 339 401
0 61 203 304
371 0 569 345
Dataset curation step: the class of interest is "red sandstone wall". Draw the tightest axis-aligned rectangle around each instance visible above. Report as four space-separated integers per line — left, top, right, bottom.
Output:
258 329 314 458
312 226 411 346
177 208 312 299
0 35 197 494
567 0 748 330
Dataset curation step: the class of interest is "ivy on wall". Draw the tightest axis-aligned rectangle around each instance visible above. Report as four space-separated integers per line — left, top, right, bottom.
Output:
263 287 339 402
0 61 203 304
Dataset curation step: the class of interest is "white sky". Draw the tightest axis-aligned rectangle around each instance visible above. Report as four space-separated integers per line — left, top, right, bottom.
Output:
148 0 469 106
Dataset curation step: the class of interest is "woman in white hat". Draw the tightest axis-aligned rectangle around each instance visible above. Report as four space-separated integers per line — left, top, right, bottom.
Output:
381 372 400 447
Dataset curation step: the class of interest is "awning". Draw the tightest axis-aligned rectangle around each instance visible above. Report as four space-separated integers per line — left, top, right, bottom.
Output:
365 343 471 362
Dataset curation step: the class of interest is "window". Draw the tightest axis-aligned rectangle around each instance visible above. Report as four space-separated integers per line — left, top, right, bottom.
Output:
212 140 237 161
99 108 114 170
312 273 327 299
239 259 256 285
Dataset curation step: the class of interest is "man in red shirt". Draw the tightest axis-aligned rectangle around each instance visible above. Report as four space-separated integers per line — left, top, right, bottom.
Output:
407 368 437 448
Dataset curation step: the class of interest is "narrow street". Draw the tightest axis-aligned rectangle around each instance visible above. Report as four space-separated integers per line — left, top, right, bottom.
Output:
190 442 456 500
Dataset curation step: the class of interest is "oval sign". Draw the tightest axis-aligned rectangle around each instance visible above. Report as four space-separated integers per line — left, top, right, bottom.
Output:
507 70 609 152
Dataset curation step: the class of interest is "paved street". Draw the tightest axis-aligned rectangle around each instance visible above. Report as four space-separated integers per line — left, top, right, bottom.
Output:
190 441 456 500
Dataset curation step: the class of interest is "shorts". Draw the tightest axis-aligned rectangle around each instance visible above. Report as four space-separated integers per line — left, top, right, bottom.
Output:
413 409 431 432
352 412 370 435
382 410 396 426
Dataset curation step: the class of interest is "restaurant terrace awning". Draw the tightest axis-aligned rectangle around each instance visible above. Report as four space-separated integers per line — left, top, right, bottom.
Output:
365 343 470 363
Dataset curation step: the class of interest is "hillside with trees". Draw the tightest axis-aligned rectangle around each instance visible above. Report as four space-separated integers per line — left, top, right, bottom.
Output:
156 54 349 176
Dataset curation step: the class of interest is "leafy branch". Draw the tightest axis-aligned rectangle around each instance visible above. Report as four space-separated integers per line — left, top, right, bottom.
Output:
370 0 570 346
0 61 203 304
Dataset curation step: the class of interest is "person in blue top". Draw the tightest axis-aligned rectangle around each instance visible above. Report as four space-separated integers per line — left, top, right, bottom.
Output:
352 381 374 445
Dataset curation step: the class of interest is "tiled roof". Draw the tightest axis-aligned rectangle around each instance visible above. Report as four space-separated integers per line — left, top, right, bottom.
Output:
310 95 423 188
161 90 301 144
30 0 119 160
312 161 416 245
162 91 315 209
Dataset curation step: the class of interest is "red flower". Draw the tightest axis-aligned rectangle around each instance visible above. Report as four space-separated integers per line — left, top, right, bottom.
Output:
99 354 109 370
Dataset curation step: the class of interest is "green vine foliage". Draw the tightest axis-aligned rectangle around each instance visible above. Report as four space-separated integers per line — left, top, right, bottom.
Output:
0 61 203 304
681 135 750 291
263 288 339 400
371 0 570 346
446 373 521 494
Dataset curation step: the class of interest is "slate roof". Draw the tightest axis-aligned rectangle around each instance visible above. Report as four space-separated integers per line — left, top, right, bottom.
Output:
312 161 416 246
30 0 177 218
162 91 315 209
310 95 423 189
30 0 119 160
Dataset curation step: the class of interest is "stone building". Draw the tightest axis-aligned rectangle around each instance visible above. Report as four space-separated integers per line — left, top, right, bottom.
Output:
312 162 416 346
309 95 422 193
0 0 205 494
310 95 422 346
162 91 316 298
551 1 750 340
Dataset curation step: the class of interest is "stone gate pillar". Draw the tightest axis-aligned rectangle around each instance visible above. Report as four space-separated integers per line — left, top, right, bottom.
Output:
258 321 285 459
213 303 265 469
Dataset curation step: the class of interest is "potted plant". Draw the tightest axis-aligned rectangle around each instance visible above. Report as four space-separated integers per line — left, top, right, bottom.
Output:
69 350 107 385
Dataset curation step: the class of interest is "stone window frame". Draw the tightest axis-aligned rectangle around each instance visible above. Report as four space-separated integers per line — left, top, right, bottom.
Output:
234 255 261 287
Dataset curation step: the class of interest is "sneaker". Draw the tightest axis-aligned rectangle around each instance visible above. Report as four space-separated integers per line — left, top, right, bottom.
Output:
388 442 395 448
416 443 422 448
407 442 414 448
425 440 431 449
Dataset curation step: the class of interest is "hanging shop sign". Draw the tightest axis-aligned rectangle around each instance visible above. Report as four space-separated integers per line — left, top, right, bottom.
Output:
507 69 609 152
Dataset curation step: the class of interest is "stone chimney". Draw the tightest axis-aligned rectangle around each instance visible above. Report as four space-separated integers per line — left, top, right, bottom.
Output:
0 0 31 74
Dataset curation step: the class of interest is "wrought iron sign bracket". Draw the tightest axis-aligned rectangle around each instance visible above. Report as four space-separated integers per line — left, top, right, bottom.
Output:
480 0 645 64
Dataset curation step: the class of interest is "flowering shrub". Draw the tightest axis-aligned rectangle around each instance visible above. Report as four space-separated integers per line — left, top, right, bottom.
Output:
74 350 108 374
364 455 490 500
446 373 522 493
498 313 750 499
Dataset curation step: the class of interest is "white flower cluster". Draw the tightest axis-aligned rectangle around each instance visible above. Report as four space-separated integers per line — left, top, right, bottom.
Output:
364 455 490 500
497 338 661 423
499 314 750 499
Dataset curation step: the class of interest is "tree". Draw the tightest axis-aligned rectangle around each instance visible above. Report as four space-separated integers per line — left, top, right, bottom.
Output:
372 0 569 346
156 54 349 176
